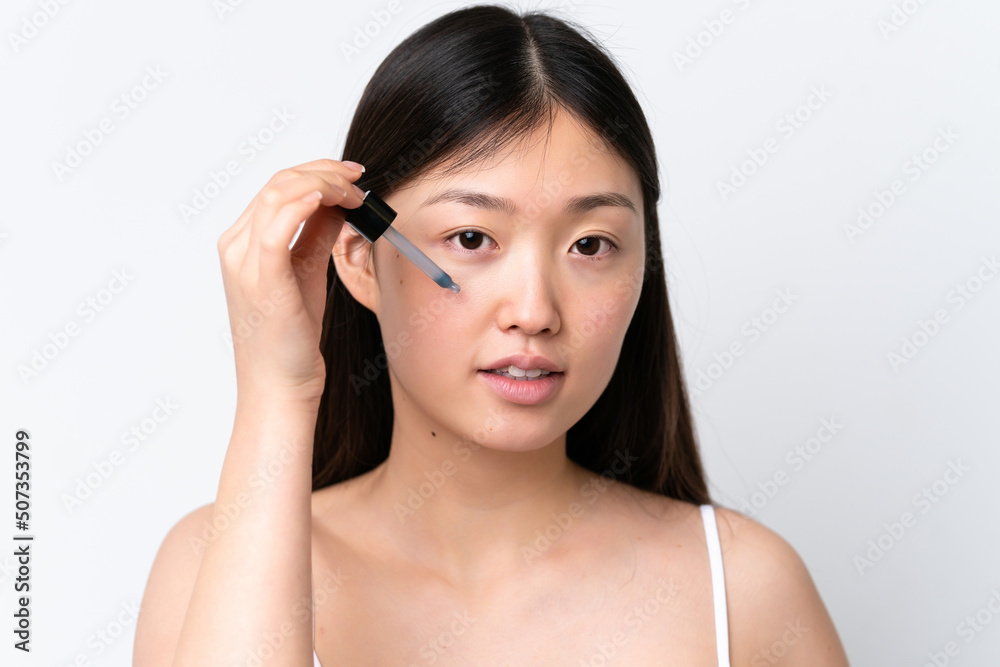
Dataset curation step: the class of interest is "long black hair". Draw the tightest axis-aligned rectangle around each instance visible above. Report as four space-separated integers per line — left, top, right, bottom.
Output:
312 3 712 506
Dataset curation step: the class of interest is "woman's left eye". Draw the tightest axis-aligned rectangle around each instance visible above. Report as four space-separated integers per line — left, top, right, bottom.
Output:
445 230 619 259
571 235 619 258
448 230 495 252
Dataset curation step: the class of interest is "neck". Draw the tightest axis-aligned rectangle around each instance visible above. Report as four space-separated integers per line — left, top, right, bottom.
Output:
362 423 590 587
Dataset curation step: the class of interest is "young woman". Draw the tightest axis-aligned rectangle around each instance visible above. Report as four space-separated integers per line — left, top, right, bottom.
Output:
134 5 850 666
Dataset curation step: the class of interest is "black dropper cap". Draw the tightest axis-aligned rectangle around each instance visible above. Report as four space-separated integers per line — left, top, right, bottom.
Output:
344 190 396 243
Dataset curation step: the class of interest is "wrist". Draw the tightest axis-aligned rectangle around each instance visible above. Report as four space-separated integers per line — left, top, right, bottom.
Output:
235 383 325 415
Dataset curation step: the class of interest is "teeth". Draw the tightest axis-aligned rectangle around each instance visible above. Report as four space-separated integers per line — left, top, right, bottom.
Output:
489 365 552 380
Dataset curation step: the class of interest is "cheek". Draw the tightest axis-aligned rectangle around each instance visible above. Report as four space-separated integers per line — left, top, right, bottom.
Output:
573 291 635 376
374 250 467 376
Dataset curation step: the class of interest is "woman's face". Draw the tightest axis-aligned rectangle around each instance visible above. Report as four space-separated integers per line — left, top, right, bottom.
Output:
368 109 645 451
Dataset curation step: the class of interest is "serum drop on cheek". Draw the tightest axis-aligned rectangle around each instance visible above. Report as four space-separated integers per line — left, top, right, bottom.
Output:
345 189 461 293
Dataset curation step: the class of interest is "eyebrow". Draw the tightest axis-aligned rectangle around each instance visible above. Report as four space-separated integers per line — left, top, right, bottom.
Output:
419 189 638 216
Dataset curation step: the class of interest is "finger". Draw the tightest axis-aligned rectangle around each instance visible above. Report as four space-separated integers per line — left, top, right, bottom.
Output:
245 171 364 258
295 158 365 178
288 199 348 268
222 161 367 275
251 190 341 290
228 165 364 241
268 159 365 188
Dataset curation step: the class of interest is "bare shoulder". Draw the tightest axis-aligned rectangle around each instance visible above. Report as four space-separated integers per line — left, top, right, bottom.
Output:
133 502 216 667
135 491 344 665
711 506 851 666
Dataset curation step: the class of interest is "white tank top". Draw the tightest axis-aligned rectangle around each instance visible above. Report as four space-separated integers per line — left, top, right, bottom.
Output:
312 503 730 666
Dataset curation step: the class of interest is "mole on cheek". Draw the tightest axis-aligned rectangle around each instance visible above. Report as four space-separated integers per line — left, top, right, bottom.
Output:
431 431 436 437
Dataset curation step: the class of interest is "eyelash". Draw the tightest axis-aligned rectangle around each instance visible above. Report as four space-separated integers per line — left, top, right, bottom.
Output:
445 229 621 260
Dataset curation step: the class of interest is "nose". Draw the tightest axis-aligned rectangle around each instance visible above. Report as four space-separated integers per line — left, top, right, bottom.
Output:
493 252 561 336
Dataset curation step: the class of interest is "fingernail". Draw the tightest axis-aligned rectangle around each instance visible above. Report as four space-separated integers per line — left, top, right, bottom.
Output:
342 160 366 173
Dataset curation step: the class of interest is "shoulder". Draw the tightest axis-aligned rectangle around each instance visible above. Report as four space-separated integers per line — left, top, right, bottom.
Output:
138 502 217 603
133 503 217 666
709 505 851 666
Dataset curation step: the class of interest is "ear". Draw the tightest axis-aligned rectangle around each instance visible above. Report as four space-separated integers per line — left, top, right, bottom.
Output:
332 223 379 314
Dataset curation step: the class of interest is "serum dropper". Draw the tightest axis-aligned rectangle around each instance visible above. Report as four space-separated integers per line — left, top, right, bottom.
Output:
345 188 460 294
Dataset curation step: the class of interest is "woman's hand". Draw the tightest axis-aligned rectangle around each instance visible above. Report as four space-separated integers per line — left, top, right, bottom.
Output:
217 158 367 404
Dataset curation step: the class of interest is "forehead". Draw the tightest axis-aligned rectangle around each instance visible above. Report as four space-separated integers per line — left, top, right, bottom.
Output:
398 110 642 216
442 109 629 177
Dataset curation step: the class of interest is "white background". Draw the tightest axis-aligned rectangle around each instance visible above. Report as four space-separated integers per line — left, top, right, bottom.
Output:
1 0 998 665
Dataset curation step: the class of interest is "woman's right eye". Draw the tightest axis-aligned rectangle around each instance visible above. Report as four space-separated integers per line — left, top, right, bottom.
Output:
446 229 496 252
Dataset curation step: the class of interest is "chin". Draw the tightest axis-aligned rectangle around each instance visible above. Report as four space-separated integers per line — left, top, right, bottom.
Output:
457 423 565 455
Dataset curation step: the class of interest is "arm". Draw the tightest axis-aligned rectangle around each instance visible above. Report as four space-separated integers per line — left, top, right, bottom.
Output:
133 158 367 667
716 507 852 666
133 398 320 667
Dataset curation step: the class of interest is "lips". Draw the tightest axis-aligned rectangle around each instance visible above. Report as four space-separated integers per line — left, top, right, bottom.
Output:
478 368 563 404
480 354 563 373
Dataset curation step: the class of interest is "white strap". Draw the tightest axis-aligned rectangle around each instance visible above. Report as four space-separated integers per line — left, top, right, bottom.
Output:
701 504 731 667
311 570 323 667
